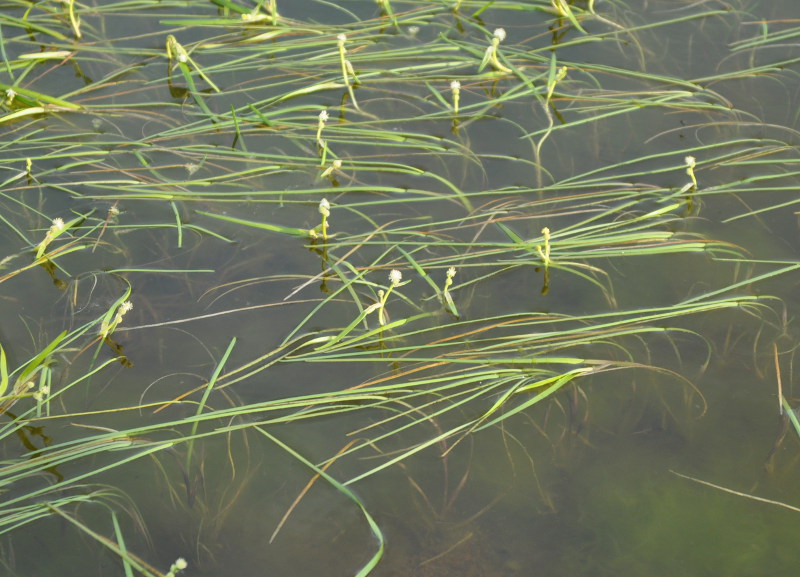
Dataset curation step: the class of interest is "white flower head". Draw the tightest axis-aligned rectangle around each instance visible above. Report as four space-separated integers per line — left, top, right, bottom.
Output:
447 266 456 279
493 28 506 42
52 218 65 231
319 109 329 123
337 33 347 45
450 80 461 91
319 197 330 216
389 269 403 286
685 155 696 167
174 558 188 570
120 300 133 314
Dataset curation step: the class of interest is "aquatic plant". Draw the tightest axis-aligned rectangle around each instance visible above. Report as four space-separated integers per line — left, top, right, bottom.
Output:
0 0 798 575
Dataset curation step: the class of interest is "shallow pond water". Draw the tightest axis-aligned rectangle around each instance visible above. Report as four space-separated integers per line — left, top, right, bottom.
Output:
1 1 799 576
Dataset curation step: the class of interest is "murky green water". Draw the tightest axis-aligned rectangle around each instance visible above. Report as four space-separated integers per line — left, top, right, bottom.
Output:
1 1 799 576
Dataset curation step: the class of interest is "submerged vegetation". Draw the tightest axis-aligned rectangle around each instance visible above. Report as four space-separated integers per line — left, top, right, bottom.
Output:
0 0 799 575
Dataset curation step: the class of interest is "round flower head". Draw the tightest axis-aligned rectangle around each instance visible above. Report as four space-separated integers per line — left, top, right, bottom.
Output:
447 266 456 279
685 155 696 167
450 80 461 91
337 33 347 44
319 197 330 217
389 269 403 286
493 28 506 42
52 218 65 231
319 109 329 123
120 300 133 314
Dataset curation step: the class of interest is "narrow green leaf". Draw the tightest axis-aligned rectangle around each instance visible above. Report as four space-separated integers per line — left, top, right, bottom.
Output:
196 210 309 237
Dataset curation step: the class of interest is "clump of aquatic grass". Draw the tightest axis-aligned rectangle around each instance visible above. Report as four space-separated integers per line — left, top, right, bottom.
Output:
0 330 65 415
0 2 798 575
165 34 219 118
479 28 511 74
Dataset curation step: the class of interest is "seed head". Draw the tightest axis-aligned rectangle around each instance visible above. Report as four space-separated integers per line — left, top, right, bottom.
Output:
319 198 330 217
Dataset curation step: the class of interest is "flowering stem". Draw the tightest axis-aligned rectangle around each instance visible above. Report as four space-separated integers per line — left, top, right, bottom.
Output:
450 80 461 115
35 218 67 260
685 155 698 189
318 198 331 241
479 29 511 74
536 227 551 267
378 270 404 326
442 267 458 316
337 34 361 110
